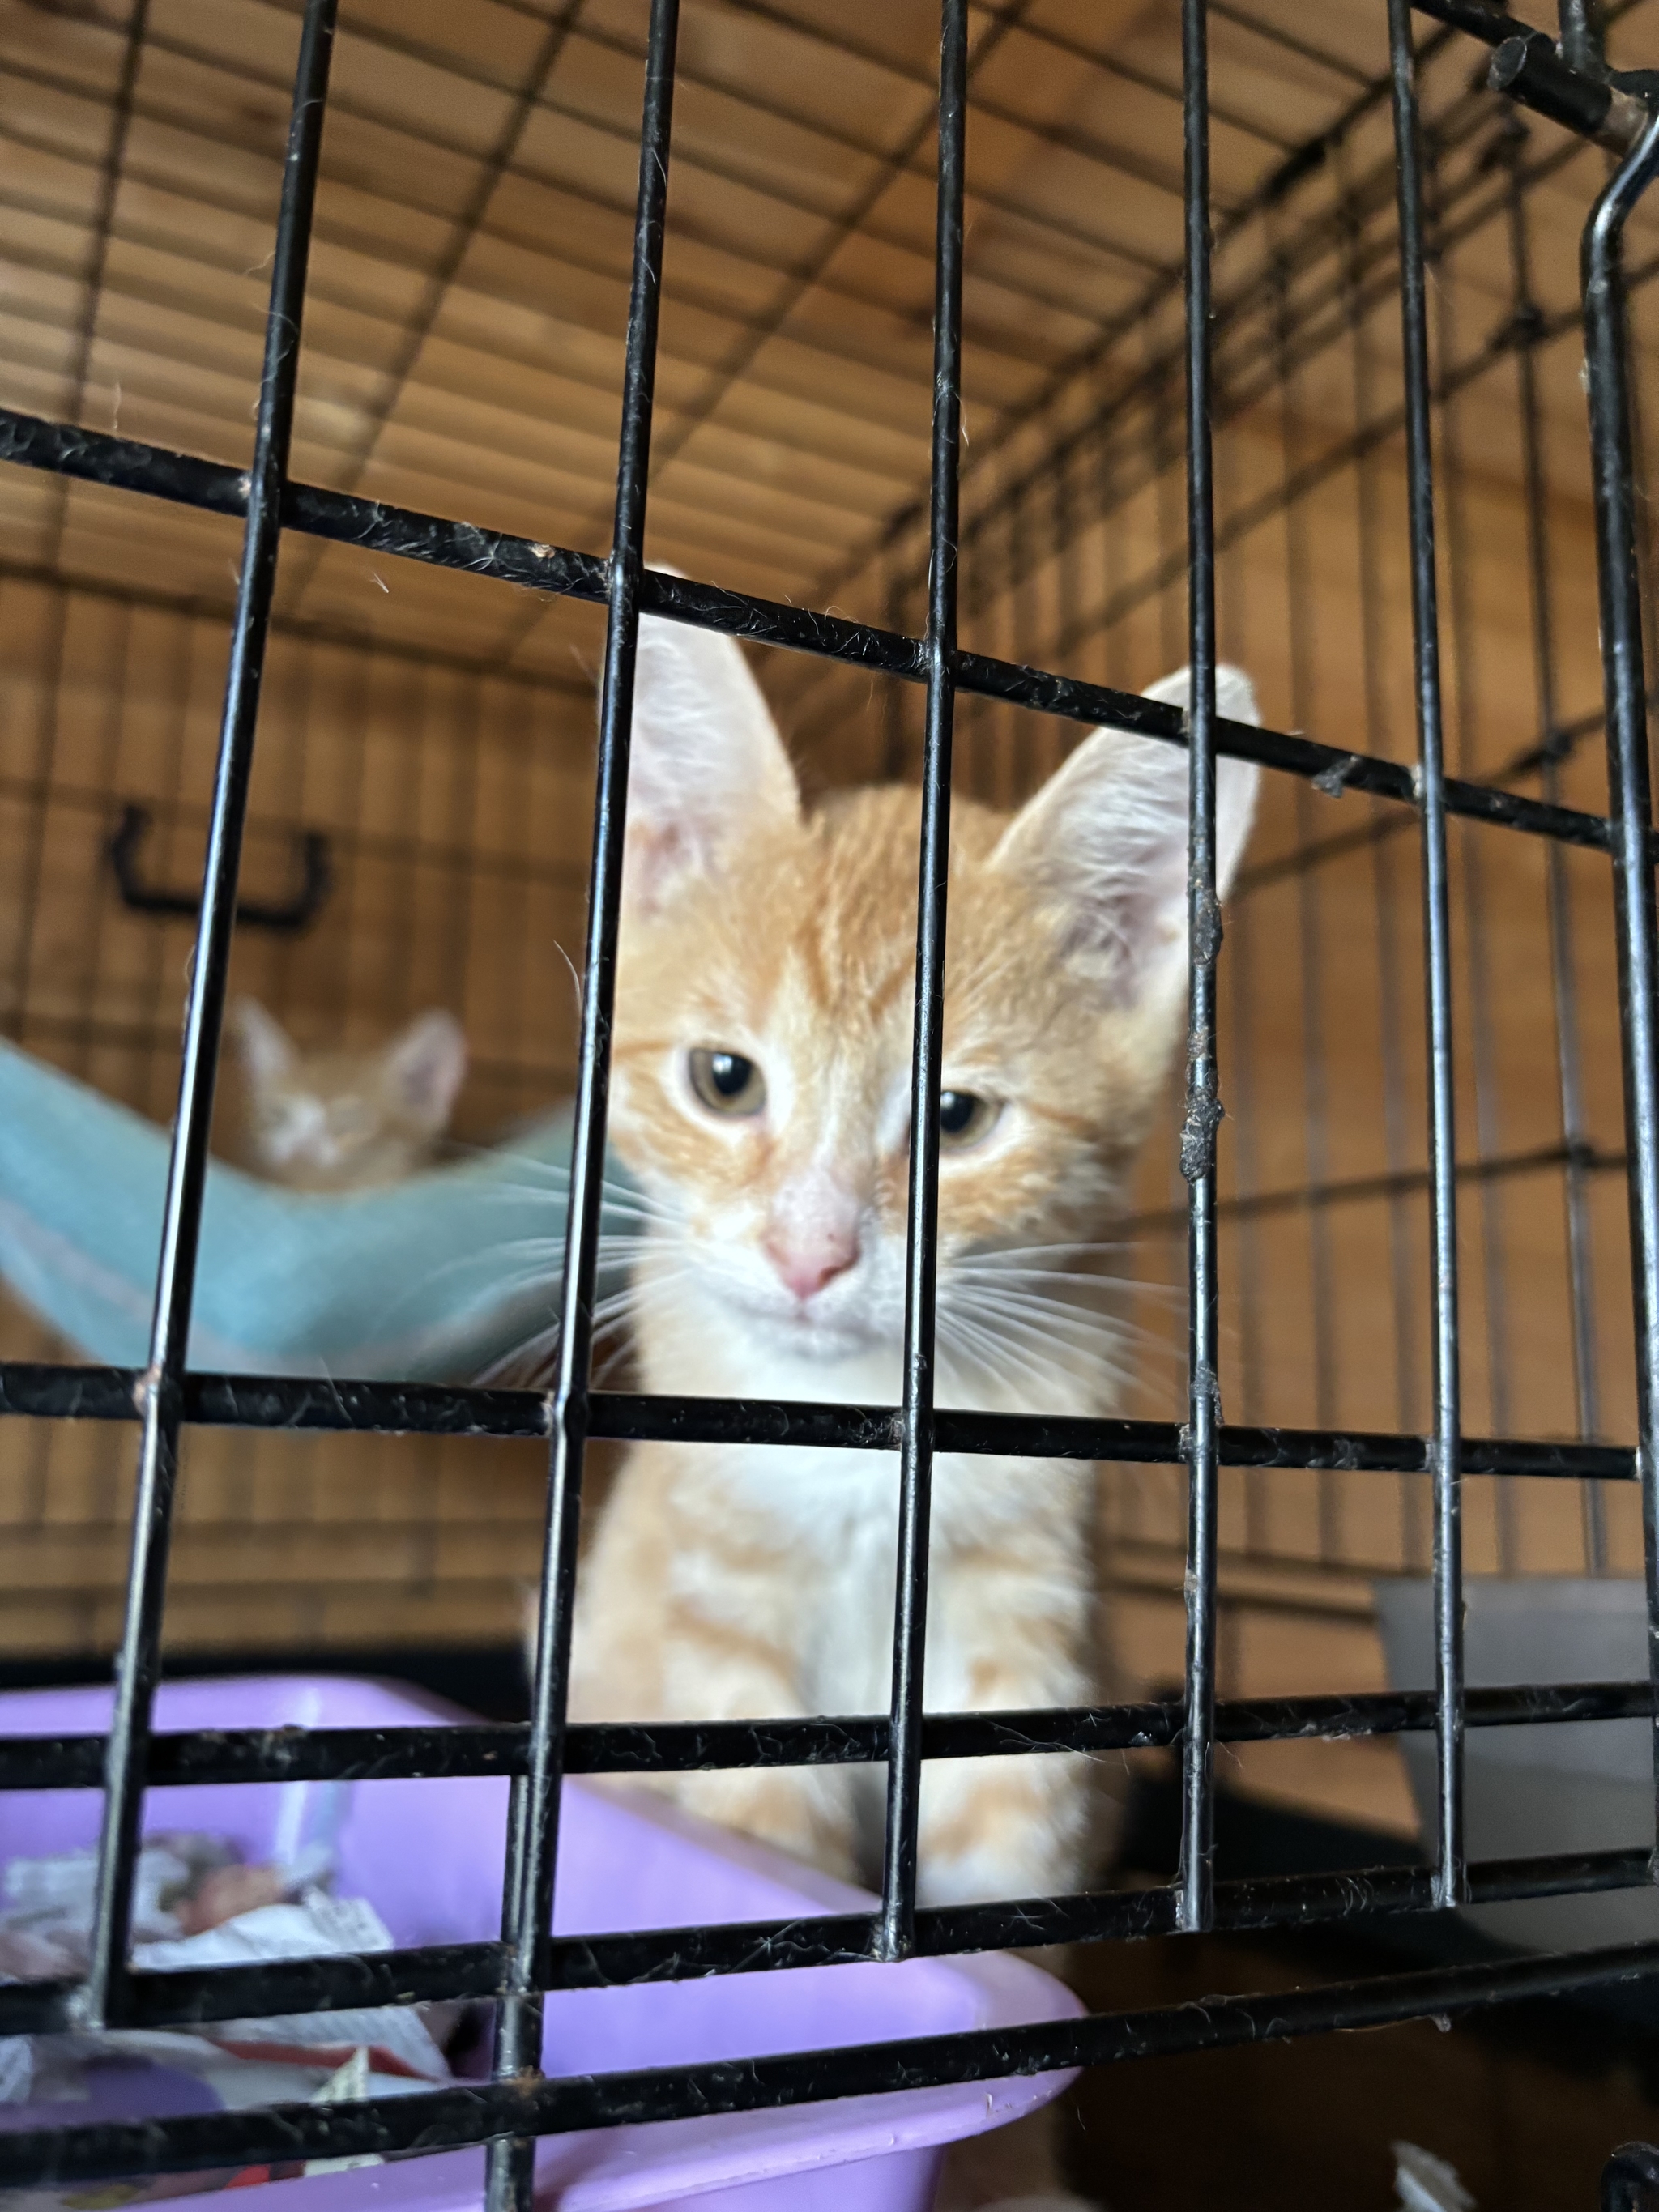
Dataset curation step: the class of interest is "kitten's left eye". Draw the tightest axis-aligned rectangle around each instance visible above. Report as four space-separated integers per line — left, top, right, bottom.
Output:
689 1047 766 1117
938 1090 1001 1149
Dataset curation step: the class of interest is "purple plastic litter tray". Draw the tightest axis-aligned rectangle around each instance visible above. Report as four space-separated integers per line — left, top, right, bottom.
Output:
0 1675 1081 2211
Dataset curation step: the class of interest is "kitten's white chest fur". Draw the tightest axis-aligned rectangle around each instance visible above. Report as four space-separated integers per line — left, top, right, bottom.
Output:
642 1298 1098 1724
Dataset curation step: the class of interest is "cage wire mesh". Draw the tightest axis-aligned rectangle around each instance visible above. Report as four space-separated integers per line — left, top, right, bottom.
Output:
1 0 1659 2196
0 0 1646 1715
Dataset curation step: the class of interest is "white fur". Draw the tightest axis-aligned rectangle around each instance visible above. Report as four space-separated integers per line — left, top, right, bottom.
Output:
992 663 1260 1016
625 613 798 910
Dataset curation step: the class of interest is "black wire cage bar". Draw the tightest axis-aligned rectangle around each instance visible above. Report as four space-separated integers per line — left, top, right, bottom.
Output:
0 0 1657 2202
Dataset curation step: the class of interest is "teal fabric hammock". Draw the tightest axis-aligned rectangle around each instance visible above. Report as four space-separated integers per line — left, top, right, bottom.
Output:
0 1038 626 1383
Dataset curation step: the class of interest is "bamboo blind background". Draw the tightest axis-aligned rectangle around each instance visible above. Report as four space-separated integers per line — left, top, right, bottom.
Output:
0 0 1655 1835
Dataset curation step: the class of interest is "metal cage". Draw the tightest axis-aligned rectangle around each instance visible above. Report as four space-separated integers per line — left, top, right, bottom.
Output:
2 0 1659 2202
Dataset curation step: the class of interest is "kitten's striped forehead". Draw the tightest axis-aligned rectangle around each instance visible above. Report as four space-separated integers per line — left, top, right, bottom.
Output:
663 785 1026 1052
609 775 1158 1254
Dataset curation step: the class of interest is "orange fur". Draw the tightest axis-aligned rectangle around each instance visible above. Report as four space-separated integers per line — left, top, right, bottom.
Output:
565 620 1260 1916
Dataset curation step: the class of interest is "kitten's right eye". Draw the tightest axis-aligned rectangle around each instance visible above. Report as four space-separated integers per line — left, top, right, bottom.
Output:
688 1048 766 1118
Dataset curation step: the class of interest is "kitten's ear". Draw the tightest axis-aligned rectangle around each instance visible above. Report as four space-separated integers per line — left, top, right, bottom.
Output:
991 663 1261 1013
229 999 294 1088
624 608 799 913
386 1009 467 1130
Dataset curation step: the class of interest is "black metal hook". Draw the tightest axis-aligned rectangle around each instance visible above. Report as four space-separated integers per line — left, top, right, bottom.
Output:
108 803 332 934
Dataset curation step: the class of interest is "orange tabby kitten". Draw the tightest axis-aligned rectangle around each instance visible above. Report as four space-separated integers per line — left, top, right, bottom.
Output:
227 999 467 1191
567 616 1260 1924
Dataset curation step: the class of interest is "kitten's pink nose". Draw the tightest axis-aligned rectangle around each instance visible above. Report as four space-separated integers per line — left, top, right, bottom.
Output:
763 1225 859 1303
765 1171 863 1303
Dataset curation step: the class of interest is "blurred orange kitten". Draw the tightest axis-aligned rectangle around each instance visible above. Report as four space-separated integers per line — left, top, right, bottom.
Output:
568 616 1259 1912
227 1000 467 1192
